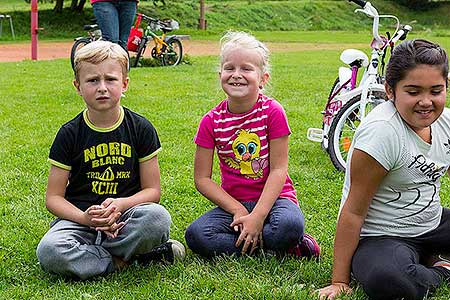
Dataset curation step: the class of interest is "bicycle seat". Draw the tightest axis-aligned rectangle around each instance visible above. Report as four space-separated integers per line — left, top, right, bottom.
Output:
340 49 369 67
83 24 99 31
160 19 179 32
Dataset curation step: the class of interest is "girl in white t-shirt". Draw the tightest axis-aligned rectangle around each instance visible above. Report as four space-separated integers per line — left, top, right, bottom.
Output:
318 39 449 300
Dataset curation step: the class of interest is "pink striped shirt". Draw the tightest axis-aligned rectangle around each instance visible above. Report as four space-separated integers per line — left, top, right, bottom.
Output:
194 94 297 204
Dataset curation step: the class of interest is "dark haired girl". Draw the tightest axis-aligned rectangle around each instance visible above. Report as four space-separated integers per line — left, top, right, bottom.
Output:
318 39 449 300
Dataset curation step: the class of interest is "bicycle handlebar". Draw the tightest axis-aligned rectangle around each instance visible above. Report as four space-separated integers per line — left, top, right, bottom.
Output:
391 24 412 44
137 13 179 31
348 0 366 8
355 2 383 47
138 13 158 23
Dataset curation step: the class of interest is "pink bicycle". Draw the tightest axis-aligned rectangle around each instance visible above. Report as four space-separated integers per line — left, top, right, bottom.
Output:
307 0 412 172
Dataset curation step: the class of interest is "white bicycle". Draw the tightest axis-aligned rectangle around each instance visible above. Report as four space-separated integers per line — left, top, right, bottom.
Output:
307 0 412 172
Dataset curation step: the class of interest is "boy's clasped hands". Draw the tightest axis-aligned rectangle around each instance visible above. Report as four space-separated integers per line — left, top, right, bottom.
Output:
84 198 126 238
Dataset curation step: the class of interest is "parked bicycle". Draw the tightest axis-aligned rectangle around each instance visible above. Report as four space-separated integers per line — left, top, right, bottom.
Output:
307 0 412 172
70 22 102 70
130 13 183 67
70 13 184 69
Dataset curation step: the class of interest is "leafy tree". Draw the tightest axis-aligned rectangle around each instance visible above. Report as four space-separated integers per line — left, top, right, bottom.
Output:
24 0 86 13
394 0 446 10
25 0 168 13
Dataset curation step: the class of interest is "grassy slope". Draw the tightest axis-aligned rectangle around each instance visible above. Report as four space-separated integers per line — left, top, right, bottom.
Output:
0 0 449 41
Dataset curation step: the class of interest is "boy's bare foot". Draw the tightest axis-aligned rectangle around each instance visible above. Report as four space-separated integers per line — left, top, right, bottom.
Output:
112 256 129 270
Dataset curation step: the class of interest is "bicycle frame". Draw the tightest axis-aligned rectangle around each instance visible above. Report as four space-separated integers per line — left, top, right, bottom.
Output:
138 14 177 55
309 1 411 143
131 13 184 68
307 0 411 171
144 29 169 55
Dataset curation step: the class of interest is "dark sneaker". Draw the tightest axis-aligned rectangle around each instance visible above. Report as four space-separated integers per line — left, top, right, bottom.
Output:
136 239 186 265
429 254 450 280
287 233 320 260
433 255 450 270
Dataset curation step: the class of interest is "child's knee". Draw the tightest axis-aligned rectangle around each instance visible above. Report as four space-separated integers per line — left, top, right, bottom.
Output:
276 214 304 240
133 203 171 232
185 221 201 247
184 220 212 255
36 237 66 272
263 214 304 251
361 265 422 300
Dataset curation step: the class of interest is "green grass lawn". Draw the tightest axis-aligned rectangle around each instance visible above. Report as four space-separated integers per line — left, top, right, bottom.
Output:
1 36 450 299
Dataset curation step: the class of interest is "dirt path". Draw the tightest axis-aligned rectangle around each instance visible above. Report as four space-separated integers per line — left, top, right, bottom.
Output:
0 40 365 62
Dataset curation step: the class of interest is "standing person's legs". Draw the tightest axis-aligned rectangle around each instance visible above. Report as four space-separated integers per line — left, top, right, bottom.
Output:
261 198 304 252
352 237 443 300
117 0 137 50
102 203 171 260
36 219 114 280
92 1 119 44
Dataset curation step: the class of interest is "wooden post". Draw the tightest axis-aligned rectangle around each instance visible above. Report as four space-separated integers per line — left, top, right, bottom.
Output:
198 0 206 30
31 0 38 60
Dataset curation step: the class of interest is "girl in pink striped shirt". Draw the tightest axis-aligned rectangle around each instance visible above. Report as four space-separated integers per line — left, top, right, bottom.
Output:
185 31 320 258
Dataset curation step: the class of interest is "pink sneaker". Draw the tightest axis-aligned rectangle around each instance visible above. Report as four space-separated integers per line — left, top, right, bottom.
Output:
287 233 320 259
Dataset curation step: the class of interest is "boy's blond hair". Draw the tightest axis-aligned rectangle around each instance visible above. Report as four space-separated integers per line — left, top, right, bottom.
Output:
73 41 129 81
220 31 271 75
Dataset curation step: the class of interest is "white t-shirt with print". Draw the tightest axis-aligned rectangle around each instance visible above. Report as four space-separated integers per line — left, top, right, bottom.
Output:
340 100 450 237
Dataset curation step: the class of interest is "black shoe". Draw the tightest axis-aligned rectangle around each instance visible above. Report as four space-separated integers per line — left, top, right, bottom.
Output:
135 239 185 265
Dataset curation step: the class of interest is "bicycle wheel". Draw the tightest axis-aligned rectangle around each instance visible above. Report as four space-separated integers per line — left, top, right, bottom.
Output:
71 38 91 70
322 77 341 151
132 38 147 68
322 77 350 152
328 91 386 172
161 37 183 66
327 77 341 100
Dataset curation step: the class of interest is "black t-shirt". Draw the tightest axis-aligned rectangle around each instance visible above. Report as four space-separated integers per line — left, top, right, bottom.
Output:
49 106 161 211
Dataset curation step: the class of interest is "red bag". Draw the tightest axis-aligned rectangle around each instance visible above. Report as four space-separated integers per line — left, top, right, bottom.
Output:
127 14 143 52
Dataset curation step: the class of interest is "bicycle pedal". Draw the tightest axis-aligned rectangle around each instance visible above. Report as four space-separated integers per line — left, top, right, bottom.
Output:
307 128 324 143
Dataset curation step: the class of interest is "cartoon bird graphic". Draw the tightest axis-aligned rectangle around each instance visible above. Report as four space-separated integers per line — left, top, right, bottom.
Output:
223 129 268 179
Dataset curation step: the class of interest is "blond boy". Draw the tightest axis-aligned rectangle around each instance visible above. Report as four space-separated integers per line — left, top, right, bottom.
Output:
36 41 184 280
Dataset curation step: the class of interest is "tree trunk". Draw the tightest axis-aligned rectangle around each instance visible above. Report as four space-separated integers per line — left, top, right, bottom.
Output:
76 0 86 12
53 0 63 12
70 0 77 10
198 0 206 30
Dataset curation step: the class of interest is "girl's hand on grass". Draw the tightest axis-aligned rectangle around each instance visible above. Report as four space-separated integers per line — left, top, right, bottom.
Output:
231 213 264 254
316 283 352 300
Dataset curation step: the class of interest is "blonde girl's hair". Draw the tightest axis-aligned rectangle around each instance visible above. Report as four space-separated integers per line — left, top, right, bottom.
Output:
220 31 271 75
73 40 129 81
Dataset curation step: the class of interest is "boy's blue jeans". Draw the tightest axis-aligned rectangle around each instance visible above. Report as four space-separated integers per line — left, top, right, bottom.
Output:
92 0 137 50
36 203 171 280
185 198 305 257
